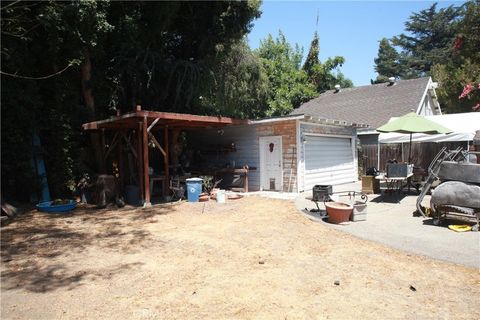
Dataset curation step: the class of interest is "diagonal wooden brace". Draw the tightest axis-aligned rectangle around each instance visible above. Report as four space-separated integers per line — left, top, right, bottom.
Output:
148 132 166 158
147 118 160 132
123 134 138 159
104 132 120 160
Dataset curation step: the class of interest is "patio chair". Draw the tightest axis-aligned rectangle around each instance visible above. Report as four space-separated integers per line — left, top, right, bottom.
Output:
169 177 185 201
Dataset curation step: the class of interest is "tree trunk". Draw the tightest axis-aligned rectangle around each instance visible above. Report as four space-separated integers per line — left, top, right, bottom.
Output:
81 48 106 173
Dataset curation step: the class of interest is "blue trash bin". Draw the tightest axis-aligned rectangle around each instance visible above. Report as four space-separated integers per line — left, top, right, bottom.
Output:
186 178 203 202
125 185 140 206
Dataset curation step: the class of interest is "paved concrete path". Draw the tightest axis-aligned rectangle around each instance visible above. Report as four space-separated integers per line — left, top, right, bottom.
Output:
295 182 480 269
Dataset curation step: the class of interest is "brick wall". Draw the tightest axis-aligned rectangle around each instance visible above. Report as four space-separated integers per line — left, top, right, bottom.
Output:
255 120 297 192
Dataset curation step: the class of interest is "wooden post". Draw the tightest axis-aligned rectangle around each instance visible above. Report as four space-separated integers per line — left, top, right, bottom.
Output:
137 123 144 203
170 129 181 167
117 132 124 193
101 128 106 172
143 116 151 205
164 126 169 197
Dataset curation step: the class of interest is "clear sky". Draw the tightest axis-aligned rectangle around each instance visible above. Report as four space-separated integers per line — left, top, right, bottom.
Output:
247 0 464 86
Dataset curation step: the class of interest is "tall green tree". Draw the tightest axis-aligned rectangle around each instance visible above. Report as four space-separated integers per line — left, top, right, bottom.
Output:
1 0 262 200
431 0 480 113
302 31 319 78
373 38 402 83
309 56 353 92
392 2 464 77
198 40 269 119
103 1 262 113
1 0 113 198
303 31 352 92
255 32 316 116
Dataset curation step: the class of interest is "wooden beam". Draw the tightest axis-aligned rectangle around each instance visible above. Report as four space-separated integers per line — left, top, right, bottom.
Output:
143 116 151 205
162 121 228 128
147 117 160 132
137 123 144 203
82 110 249 131
170 129 181 168
101 129 106 171
149 120 183 128
138 110 248 125
82 113 139 130
164 126 169 197
117 132 124 193
153 120 209 128
148 132 166 157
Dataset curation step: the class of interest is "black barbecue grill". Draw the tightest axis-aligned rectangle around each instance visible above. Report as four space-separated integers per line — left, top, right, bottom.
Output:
312 185 332 202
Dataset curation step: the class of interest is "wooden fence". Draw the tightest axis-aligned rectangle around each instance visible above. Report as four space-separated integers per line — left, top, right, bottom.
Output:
360 141 468 173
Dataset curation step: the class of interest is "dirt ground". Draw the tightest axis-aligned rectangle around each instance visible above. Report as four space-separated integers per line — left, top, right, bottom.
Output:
1 197 479 319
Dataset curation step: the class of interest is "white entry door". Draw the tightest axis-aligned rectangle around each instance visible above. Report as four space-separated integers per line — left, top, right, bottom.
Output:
259 136 283 191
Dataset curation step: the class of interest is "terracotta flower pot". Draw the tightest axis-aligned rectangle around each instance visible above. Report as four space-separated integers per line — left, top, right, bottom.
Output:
325 202 353 224
199 193 209 202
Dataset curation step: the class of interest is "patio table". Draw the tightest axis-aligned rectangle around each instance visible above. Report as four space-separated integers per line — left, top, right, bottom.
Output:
375 173 413 194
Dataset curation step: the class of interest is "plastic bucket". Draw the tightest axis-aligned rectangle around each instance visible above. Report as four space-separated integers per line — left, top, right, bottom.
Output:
125 185 140 206
186 178 203 202
216 190 226 203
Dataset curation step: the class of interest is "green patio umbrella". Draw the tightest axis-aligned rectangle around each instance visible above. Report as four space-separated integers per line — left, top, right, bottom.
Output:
377 112 453 163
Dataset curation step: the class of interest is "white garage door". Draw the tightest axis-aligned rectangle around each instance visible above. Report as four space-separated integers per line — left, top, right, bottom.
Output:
304 135 356 190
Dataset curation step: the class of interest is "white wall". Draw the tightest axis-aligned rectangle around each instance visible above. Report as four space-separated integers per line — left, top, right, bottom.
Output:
189 125 261 191
418 94 435 116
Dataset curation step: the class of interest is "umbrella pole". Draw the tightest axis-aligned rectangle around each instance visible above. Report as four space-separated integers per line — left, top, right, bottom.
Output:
408 133 412 163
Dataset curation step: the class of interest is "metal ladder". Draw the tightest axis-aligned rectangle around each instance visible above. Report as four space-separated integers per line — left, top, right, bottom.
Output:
415 147 465 217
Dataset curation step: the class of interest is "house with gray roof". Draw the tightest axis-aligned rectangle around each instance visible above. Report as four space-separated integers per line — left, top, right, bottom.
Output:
191 77 443 193
291 77 442 146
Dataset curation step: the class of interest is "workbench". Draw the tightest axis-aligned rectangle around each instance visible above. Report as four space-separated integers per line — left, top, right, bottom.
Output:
215 168 249 192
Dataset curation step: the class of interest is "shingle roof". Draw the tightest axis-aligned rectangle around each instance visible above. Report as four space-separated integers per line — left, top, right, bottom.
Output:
291 77 431 130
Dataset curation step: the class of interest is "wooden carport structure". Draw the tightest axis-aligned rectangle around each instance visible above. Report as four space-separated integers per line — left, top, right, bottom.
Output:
82 106 248 206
